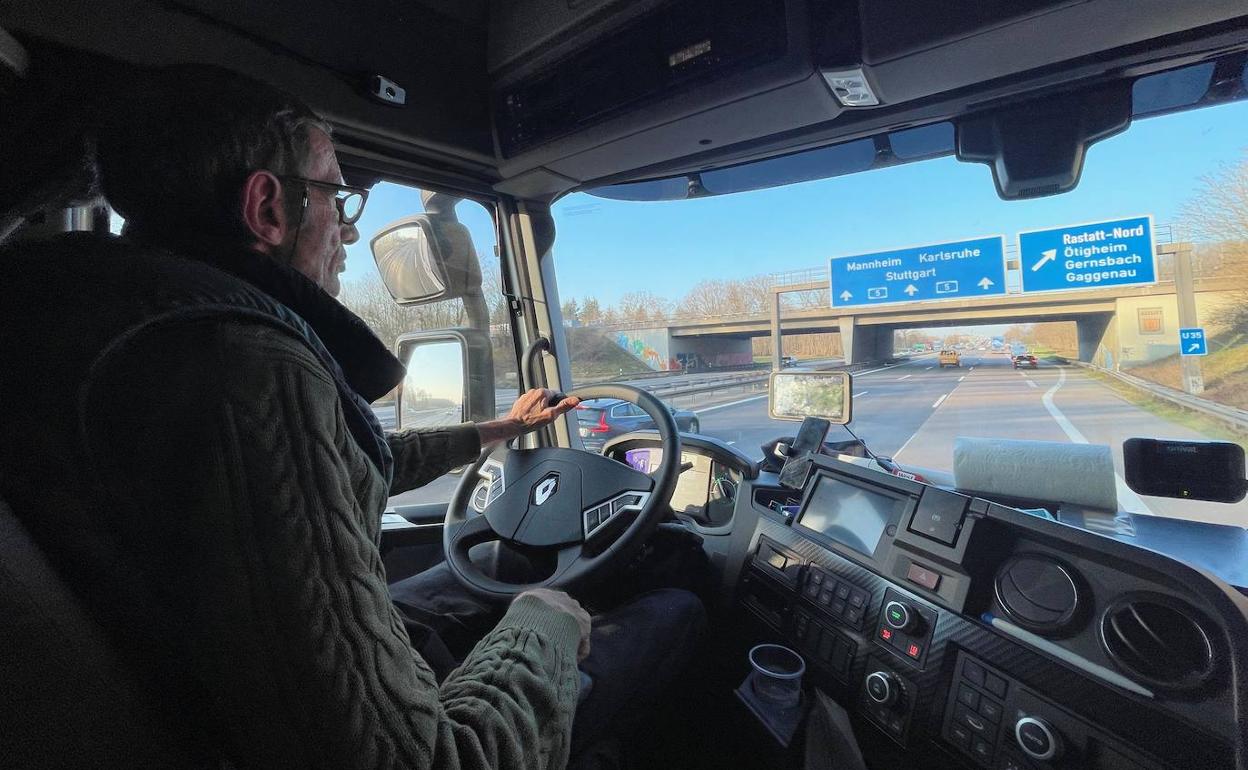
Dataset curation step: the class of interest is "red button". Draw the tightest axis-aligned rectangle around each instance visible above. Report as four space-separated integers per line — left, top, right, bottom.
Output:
880 628 893 641
907 643 921 658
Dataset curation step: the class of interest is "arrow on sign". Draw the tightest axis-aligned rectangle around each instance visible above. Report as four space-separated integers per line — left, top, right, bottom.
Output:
1188 343 1201 353
977 277 994 290
840 290 853 301
1031 249 1057 272
904 284 918 297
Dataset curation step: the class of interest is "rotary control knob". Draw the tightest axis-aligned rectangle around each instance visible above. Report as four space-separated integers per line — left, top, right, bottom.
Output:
884 600 919 633
865 670 900 708
1015 716 1063 761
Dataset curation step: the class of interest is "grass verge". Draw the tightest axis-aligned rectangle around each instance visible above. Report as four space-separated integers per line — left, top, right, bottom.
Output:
1083 368 1248 451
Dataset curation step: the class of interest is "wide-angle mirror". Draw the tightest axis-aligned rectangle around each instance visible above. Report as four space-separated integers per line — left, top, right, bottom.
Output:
370 215 448 304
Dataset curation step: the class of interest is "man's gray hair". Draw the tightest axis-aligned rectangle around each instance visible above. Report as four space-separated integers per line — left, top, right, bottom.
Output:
96 65 332 251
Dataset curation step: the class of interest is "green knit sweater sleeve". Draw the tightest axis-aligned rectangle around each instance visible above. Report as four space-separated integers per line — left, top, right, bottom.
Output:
82 320 581 770
387 423 482 495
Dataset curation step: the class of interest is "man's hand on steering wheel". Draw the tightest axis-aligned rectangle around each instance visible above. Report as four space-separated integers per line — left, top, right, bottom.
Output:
477 388 581 445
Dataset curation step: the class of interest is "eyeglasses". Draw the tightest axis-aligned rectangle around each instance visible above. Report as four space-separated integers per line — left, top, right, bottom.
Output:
280 176 370 225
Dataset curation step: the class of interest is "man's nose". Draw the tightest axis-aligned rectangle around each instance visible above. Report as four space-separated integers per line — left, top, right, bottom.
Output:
341 219 360 245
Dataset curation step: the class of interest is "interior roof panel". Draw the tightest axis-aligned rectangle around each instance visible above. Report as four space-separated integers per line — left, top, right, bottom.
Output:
1 0 496 163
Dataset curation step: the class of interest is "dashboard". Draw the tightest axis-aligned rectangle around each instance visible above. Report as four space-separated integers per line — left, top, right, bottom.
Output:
718 453 1248 769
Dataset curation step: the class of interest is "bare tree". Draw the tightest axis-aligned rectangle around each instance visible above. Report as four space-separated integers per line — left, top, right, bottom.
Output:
1179 151 1248 334
1180 152 1248 247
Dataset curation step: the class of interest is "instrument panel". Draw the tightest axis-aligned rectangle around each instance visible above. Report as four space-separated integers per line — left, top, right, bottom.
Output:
604 433 756 529
731 454 1248 770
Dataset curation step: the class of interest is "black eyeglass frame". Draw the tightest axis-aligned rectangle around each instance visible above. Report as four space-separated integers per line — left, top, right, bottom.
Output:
279 175 370 225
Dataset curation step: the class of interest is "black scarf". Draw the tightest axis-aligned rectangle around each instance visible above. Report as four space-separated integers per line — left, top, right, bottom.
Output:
181 245 407 403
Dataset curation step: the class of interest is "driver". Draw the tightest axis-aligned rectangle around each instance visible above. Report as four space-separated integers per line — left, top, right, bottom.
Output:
1 65 703 769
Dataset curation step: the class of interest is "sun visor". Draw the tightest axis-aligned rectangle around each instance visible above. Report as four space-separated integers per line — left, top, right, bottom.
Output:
953 437 1118 512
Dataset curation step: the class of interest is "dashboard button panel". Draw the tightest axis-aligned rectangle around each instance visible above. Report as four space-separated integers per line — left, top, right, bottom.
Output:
802 566 870 631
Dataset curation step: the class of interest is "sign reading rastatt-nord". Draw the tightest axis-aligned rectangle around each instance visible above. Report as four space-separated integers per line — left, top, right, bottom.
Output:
1018 215 1156 294
829 236 1007 308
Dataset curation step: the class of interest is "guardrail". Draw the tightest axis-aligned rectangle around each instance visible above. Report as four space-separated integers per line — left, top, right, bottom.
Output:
1068 360 1248 432
644 357 905 406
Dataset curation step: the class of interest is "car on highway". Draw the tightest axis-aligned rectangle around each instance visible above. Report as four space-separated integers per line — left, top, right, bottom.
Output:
1012 352 1039 368
6 5 1248 770
576 397 700 451
780 355 797 367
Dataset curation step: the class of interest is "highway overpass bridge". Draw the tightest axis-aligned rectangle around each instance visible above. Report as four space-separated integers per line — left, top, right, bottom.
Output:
610 242 1243 369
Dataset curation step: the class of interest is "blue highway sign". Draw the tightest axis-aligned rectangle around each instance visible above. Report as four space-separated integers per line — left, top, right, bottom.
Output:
1179 328 1208 357
829 236 1007 308
1019 215 1155 294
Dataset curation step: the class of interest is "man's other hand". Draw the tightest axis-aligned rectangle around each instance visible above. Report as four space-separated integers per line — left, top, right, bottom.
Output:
517 588 592 661
477 388 581 445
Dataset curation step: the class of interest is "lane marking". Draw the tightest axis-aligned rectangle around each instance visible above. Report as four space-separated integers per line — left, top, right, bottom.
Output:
1041 367 1153 514
694 393 767 415
932 394 948 409
925 366 934 370
893 430 921 460
854 391 869 397
958 376 966 382
898 374 912 381
727 441 736 445
1026 380 1038 389
854 360 917 377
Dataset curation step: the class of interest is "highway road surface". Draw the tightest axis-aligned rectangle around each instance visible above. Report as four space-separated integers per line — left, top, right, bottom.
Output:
387 353 1245 528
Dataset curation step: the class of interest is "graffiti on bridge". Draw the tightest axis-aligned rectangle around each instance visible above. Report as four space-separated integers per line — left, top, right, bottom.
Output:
615 332 677 370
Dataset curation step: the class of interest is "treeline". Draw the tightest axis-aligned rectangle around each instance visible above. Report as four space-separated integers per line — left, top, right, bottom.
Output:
560 276 828 326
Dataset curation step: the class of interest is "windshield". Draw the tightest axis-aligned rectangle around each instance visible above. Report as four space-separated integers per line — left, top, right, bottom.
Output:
550 95 1248 529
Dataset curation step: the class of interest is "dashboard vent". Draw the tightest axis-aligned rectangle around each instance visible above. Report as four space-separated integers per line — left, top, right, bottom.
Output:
1101 597 1214 690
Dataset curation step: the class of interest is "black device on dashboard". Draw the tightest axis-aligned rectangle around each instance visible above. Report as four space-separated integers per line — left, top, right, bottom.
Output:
778 417 832 489
1123 437 1247 503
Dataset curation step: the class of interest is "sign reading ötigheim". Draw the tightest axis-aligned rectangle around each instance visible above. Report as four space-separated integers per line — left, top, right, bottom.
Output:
829 236 1007 308
1018 215 1156 294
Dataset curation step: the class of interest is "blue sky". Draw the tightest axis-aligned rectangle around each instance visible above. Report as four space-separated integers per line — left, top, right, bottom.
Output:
343 99 1248 311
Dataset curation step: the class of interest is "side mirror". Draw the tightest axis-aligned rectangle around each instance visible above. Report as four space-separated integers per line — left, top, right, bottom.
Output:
768 371 853 424
370 216 449 304
395 330 497 430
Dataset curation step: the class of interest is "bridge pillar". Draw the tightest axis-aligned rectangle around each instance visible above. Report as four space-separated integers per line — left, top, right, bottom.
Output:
839 317 894 365
1076 314 1114 364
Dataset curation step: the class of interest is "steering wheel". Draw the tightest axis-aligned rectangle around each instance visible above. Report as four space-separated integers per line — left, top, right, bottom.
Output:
444 384 682 599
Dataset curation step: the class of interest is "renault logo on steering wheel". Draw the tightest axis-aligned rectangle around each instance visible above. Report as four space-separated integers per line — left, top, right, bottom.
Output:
532 473 559 506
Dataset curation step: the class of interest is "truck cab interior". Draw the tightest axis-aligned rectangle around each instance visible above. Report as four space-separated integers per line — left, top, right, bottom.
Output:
3 2 1248 769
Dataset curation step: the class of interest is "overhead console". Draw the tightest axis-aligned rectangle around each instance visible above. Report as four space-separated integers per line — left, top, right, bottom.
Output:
733 455 1248 769
488 0 1248 197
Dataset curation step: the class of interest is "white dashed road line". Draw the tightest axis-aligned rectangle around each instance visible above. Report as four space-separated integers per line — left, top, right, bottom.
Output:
1026 380 1038 389
1041 367 1153 514
932 394 949 409
898 374 912 381
694 394 768 414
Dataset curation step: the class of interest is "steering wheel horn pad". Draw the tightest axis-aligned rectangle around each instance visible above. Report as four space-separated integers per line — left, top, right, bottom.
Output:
444 384 682 599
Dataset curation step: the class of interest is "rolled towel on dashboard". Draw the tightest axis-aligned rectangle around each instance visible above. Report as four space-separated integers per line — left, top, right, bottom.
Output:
953 437 1118 512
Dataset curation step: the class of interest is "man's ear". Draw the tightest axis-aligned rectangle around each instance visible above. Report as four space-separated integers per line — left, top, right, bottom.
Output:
239 170 294 251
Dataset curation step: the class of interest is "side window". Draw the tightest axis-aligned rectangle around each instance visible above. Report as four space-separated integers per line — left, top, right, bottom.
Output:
611 404 631 418
337 181 518 508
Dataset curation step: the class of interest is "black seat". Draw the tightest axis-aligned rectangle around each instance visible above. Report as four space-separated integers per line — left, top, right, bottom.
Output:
0 494 187 768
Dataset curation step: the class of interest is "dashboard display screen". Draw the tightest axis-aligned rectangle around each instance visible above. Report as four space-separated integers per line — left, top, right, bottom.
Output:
799 475 905 556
